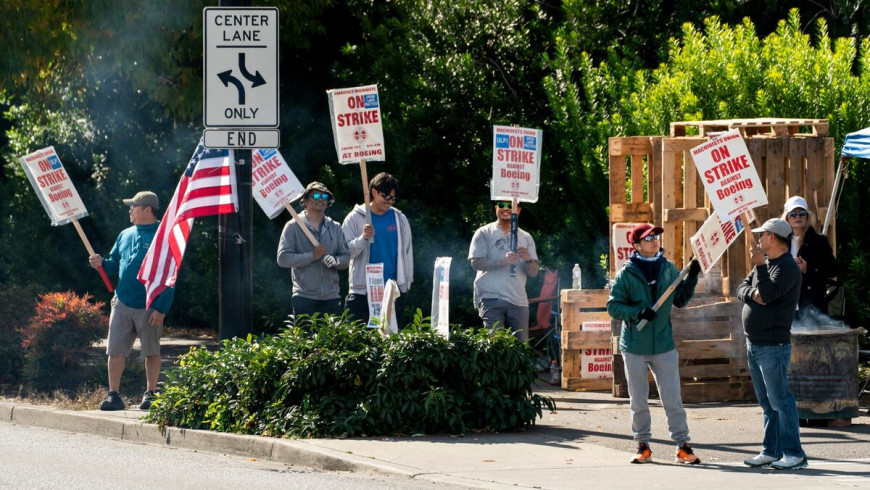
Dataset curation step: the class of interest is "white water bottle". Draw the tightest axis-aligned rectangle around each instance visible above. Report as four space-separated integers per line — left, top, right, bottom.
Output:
572 263 582 290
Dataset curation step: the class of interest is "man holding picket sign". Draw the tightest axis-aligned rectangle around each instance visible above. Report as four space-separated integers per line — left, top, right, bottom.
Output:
89 191 175 411
277 182 349 317
342 172 414 325
471 125 544 341
607 223 702 464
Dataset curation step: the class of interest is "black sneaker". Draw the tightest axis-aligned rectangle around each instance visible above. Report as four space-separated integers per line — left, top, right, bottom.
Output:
100 391 125 411
139 390 157 410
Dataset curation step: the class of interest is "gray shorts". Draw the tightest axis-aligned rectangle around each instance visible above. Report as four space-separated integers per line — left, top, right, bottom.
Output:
106 297 162 358
477 297 529 342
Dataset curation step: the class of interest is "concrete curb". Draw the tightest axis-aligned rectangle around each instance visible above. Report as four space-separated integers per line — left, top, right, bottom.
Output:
0 400 415 477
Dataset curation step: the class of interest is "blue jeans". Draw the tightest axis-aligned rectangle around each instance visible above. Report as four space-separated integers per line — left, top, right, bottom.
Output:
746 340 805 459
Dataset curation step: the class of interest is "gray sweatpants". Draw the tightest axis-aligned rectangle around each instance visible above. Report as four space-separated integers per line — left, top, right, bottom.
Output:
622 349 690 446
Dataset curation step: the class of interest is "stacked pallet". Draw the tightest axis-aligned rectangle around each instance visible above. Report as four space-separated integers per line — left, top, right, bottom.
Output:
560 289 613 391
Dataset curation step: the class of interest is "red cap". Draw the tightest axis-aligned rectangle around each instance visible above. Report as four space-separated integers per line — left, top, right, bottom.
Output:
630 223 664 244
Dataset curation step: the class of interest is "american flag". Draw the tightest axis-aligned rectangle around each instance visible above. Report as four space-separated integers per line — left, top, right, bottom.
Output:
138 139 237 308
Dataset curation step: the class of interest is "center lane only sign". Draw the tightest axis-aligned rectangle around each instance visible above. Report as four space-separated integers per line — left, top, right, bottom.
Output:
203 7 279 149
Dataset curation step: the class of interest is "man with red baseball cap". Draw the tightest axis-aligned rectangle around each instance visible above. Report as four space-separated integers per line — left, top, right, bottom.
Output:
607 223 702 465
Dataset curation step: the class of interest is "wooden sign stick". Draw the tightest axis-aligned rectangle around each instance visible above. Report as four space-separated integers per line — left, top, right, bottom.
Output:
284 203 319 246
636 262 692 331
72 218 114 293
360 159 373 243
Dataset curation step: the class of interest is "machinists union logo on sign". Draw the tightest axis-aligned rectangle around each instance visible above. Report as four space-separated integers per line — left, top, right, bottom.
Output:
363 94 379 108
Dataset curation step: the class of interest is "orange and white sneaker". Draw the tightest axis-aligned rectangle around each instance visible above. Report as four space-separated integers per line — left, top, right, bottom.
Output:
675 443 701 464
631 442 653 464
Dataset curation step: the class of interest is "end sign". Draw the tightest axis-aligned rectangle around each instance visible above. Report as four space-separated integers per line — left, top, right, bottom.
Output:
203 7 279 129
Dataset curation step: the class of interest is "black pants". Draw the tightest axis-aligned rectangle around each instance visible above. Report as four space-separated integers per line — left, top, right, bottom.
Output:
345 293 406 327
291 296 343 318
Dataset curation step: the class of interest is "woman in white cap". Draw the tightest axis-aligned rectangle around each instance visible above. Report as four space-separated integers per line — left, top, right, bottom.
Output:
781 196 838 316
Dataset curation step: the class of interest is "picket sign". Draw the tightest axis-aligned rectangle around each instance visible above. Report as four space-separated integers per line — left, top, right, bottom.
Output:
638 132 769 331
327 85 385 241
491 125 542 277
18 146 113 292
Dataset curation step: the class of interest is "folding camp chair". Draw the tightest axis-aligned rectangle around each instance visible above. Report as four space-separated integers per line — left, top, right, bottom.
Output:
528 268 561 362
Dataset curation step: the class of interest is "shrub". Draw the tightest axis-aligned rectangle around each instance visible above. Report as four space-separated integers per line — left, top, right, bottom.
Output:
146 312 555 437
20 291 108 391
0 284 41 385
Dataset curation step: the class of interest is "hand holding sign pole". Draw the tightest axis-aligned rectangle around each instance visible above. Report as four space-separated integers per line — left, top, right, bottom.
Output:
18 146 113 292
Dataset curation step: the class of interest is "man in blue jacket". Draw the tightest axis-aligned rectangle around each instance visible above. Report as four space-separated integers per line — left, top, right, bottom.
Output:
607 223 701 464
89 191 174 411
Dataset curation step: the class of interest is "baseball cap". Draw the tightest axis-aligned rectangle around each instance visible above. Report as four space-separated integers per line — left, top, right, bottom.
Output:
751 218 792 239
630 223 664 244
122 191 159 209
784 196 808 213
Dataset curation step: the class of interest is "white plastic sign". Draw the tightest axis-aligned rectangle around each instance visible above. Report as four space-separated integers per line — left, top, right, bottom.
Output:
611 223 636 273
691 129 767 221
251 149 305 219
327 84 386 164
19 146 88 226
490 125 542 203
690 213 745 274
430 257 452 339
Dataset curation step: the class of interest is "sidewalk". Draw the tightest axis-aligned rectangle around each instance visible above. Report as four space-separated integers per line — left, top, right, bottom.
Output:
2 337 870 488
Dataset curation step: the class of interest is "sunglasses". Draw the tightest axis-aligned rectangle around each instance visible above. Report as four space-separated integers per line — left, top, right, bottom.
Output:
377 190 397 202
639 234 660 243
310 192 332 201
496 202 512 209
788 210 808 218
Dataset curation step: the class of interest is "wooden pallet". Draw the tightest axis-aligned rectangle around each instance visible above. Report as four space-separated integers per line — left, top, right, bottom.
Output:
560 289 613 392
670 118 829 138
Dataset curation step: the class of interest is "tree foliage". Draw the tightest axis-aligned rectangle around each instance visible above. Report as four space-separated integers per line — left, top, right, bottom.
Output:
2 2 870 331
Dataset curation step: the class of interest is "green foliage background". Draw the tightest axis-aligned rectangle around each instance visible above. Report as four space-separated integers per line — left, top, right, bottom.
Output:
2 1 870 331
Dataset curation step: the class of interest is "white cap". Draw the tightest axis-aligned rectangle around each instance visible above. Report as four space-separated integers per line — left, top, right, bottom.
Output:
784 196 808 214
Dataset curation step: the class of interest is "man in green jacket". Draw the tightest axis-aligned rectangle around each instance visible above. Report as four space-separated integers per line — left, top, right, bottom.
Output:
607 223 701 465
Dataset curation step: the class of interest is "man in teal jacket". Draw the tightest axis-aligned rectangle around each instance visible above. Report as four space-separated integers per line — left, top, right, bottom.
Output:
607 223 701 465
89 191 174 411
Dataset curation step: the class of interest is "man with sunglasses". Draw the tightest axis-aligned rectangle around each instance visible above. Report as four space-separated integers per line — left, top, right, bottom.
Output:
737 218 807 470
607 223 702 465
468 200 539 341
277 182 349 318
342 172 413 325
89 191 175 411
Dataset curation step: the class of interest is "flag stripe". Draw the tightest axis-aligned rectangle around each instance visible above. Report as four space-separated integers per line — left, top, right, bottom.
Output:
138 138 237 308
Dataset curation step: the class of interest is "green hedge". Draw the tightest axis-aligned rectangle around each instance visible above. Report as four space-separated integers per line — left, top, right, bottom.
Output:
145 312 555 437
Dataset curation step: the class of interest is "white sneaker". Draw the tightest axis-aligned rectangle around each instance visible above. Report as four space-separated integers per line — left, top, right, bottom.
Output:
771 455 808 470
744 452 778 467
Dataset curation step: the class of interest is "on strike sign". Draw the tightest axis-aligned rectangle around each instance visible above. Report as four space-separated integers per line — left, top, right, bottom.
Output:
327 84 386 164
19 146 88 226
251 149 304 219
690 213 745 274
691 129 767 221
490 125 542 203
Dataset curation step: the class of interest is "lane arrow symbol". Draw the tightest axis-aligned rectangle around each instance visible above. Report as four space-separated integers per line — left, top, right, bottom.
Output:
238 53 266 88
218 70 246 105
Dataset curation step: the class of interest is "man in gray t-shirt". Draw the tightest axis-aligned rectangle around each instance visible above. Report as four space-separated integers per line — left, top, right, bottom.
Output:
468 200 539 341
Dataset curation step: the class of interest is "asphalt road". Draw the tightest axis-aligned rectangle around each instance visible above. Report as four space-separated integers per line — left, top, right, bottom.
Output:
0 423 457 490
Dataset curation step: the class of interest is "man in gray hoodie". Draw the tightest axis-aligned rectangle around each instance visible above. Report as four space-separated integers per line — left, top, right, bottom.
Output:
277 182 349 317
342 172 413 325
